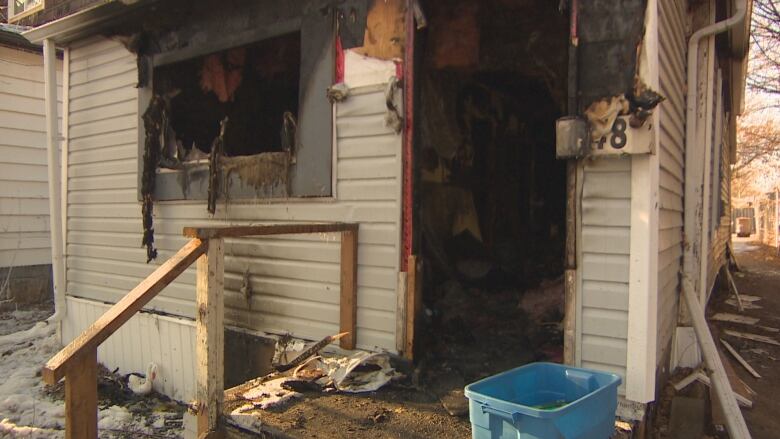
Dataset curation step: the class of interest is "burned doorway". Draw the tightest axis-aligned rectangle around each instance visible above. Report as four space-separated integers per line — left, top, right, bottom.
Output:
415 0 569 382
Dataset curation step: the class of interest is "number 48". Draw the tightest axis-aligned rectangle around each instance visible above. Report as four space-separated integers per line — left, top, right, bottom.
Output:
595 118 628 150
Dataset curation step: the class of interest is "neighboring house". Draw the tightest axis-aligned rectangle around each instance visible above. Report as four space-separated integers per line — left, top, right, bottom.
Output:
18 0 751 426
0 23 60 305
732 202 756 235
756 190 779 247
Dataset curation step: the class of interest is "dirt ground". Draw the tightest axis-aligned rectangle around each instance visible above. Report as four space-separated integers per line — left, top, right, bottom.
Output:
222 294 564 439
708 237 780 439
226 384 473 438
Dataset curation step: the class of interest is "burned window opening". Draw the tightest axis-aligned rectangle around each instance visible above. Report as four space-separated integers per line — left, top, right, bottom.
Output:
153 32 301 165
140 32 302 259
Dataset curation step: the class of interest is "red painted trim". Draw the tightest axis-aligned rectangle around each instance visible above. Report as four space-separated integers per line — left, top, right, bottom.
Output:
401 2 415 272
335 36 345 83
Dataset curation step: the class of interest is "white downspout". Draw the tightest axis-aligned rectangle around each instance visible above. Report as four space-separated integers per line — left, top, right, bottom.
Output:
43 38 66 325
682 1 749 438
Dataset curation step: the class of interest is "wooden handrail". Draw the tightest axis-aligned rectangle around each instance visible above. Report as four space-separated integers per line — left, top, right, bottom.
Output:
183 222 358 239
45 223 359 438
42 238 207 385
182 223 360 348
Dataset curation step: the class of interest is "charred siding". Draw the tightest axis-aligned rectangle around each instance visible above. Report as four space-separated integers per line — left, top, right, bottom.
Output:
577 0 648 109
65 37 401 354
656 0 686 366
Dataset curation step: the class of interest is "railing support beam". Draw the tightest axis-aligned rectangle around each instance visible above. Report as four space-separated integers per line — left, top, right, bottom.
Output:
340 229 358 350
65 347 97 439
196 238 225 437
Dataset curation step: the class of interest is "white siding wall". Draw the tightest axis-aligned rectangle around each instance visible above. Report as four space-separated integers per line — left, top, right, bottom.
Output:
63 296 197 401
64 36 401 363
577 157 632 393
656 0 686 366
0 46 61 267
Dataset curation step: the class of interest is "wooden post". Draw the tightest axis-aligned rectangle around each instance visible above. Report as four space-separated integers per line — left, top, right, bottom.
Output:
340 229 358 349
196 238 224 437
563 159 577 366
404 255 421 360
65 348 97 439
563 269 577 365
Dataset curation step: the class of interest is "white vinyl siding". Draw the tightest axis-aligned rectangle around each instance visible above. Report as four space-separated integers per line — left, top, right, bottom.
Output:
0 45 61 267
64 37 401 355
656 0 686 365
577 157 632 393
63 296 198 401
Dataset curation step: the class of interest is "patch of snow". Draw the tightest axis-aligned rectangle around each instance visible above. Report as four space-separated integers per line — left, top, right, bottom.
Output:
242 377 302 409
0 419 61 439
97 405 132 430
0 311 183 438
0 320 65 436
0 322 55 349
0 309 52 337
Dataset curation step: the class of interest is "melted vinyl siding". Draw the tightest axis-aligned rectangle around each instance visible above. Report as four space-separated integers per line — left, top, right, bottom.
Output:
65 37 401 352
578 157 631 393
0 46 61 267
656 0 686 366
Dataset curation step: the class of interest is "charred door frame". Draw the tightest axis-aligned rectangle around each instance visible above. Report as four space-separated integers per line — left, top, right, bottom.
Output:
402 0 575 361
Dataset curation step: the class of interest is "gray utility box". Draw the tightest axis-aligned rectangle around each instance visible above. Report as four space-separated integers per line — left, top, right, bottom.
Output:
555 116 589 159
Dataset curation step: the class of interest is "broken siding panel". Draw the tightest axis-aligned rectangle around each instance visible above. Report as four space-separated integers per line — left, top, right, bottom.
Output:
656 0 686 365
0 46 59 267
578 157 631 393
65 37 401 355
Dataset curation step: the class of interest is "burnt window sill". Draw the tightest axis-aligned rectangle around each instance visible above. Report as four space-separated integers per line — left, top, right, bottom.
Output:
153 152 292 201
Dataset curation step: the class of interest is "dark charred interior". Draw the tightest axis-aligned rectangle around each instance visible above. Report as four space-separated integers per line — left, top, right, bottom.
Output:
152 31 301 166
416 0 569 387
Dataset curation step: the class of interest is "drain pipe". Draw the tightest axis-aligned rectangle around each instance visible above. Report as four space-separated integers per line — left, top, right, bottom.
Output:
682 1 748 438
43 38 66 326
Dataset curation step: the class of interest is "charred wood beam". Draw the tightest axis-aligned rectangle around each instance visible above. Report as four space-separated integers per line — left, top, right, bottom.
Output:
207 117 228 214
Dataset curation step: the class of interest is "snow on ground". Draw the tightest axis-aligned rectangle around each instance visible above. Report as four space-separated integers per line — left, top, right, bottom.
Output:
0 310 184 438
0 309 51 336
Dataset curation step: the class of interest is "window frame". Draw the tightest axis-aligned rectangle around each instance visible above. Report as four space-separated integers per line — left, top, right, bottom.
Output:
137 10 335 203
8 0 44 23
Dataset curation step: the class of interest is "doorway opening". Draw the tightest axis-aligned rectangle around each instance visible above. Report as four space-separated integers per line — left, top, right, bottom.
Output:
415 0 570 386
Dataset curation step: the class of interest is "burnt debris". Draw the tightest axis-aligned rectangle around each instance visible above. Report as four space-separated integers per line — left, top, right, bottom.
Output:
141 95 165 263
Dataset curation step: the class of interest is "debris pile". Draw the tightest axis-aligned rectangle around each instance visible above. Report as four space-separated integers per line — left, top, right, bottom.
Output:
226 333 402 431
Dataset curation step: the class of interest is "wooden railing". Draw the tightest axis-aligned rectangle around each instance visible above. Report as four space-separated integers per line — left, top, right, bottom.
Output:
43 223 359 439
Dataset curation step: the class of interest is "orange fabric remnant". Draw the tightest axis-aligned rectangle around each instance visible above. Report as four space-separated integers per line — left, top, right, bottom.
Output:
200 48 246 102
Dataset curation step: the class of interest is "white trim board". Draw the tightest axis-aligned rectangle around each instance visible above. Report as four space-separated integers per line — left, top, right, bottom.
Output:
625 0 660 404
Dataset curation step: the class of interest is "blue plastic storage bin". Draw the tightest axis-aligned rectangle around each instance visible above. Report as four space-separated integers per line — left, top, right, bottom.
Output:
464 362 621 439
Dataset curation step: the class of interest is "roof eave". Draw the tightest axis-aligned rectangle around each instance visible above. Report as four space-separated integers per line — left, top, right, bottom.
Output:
0 29 41 51
22 0 155 45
